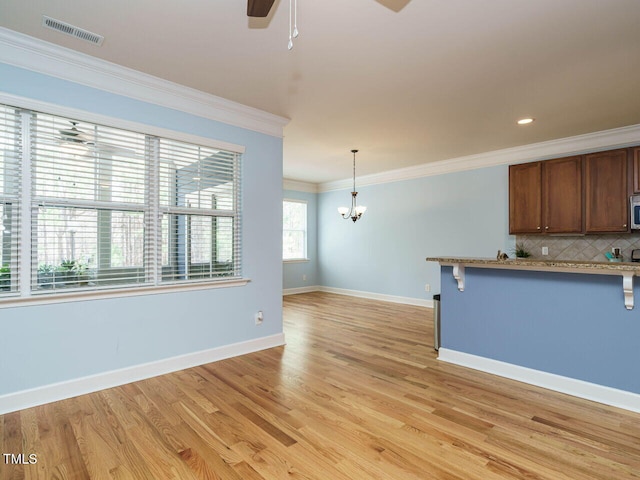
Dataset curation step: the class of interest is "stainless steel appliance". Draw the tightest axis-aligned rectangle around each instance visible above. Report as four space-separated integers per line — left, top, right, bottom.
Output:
631 195 640 230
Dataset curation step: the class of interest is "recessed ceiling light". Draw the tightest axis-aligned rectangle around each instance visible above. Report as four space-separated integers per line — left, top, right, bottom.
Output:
517 118 535 125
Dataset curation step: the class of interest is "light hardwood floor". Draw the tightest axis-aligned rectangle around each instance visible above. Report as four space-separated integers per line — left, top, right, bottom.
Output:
1 292 639 479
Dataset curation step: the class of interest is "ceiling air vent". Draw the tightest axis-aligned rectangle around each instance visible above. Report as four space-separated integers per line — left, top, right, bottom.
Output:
41 15 104 46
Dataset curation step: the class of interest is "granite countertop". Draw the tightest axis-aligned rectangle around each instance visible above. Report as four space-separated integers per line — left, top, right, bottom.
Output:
425 256 640 273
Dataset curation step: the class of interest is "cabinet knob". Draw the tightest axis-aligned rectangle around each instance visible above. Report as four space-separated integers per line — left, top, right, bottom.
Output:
537 226 541 230
623 224 627 228
545 226 549 230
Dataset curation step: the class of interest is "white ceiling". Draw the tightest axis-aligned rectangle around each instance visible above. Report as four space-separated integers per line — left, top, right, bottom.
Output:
1 0 640 184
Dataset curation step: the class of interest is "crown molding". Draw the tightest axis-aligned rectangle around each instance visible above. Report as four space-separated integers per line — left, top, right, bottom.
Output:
319 123 640 192
0 28 289 138
283 178 319 193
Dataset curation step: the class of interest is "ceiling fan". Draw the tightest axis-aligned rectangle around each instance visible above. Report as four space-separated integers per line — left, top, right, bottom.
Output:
246 0 410 17
58 121 93 146
55 121 136 156
247 0 276 17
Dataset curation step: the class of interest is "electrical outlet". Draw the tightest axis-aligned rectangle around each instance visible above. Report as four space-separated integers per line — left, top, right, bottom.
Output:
425 283 431 292
255 311 264 325
542 246 548 256
302 274 307 281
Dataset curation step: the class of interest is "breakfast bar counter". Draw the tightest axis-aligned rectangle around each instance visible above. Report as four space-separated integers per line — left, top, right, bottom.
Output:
426 256 640 272
426 256 640 309
426 256 640 412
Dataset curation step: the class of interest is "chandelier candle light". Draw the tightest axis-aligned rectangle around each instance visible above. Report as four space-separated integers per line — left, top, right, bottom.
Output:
338 149 367 223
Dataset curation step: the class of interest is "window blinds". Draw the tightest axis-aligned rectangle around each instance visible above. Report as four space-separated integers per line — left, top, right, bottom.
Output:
2 106 244 296
31 113 149 291
0 106 21 295
158 139 241 283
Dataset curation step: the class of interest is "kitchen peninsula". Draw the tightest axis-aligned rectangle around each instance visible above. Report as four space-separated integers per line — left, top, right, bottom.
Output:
426 256 640 413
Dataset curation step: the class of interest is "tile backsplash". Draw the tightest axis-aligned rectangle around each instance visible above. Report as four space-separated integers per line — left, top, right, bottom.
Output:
516 234 640 262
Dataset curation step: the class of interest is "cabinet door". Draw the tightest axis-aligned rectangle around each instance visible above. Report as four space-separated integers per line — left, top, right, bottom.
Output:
543 156 583 234
509 162 542 234
633 147 640 194
585 149 629 233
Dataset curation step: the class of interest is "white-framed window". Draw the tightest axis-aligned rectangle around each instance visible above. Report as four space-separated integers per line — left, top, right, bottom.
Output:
158 139 239 282
283 199 307 261
0 103 242 299
0 105 21 294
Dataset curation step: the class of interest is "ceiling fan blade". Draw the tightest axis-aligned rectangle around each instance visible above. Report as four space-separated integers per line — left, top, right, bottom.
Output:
374 0 411 12
247 0 276 17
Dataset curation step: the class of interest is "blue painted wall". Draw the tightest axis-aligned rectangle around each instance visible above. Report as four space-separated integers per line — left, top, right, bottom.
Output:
0 63 283 395
318 166 513 300
441 265 640 394
283 189 318 289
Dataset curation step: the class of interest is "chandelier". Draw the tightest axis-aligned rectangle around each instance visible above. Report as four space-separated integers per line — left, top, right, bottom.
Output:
338 149 367 223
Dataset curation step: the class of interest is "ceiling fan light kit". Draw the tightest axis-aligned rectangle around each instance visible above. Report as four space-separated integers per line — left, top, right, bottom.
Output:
59 122 91 144
338 149 367 223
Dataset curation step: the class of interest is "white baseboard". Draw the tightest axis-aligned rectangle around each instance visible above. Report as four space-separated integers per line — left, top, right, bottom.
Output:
318 286 433 308
282 285 434 307
283 286 321 295
0 333 286 415
438 348 640 414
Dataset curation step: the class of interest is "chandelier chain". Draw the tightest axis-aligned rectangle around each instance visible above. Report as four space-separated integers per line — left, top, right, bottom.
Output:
352 150 356 192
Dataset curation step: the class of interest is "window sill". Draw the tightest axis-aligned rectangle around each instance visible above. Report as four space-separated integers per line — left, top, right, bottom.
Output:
0 278 251 309
283 258 310 264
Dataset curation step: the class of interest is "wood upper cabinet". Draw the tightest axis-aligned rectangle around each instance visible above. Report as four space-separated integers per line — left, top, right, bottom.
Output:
543 156 583 234
633 147 640 194
509 157 582 234
509 162 542 234
510 147 633 235
584 149 629 233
